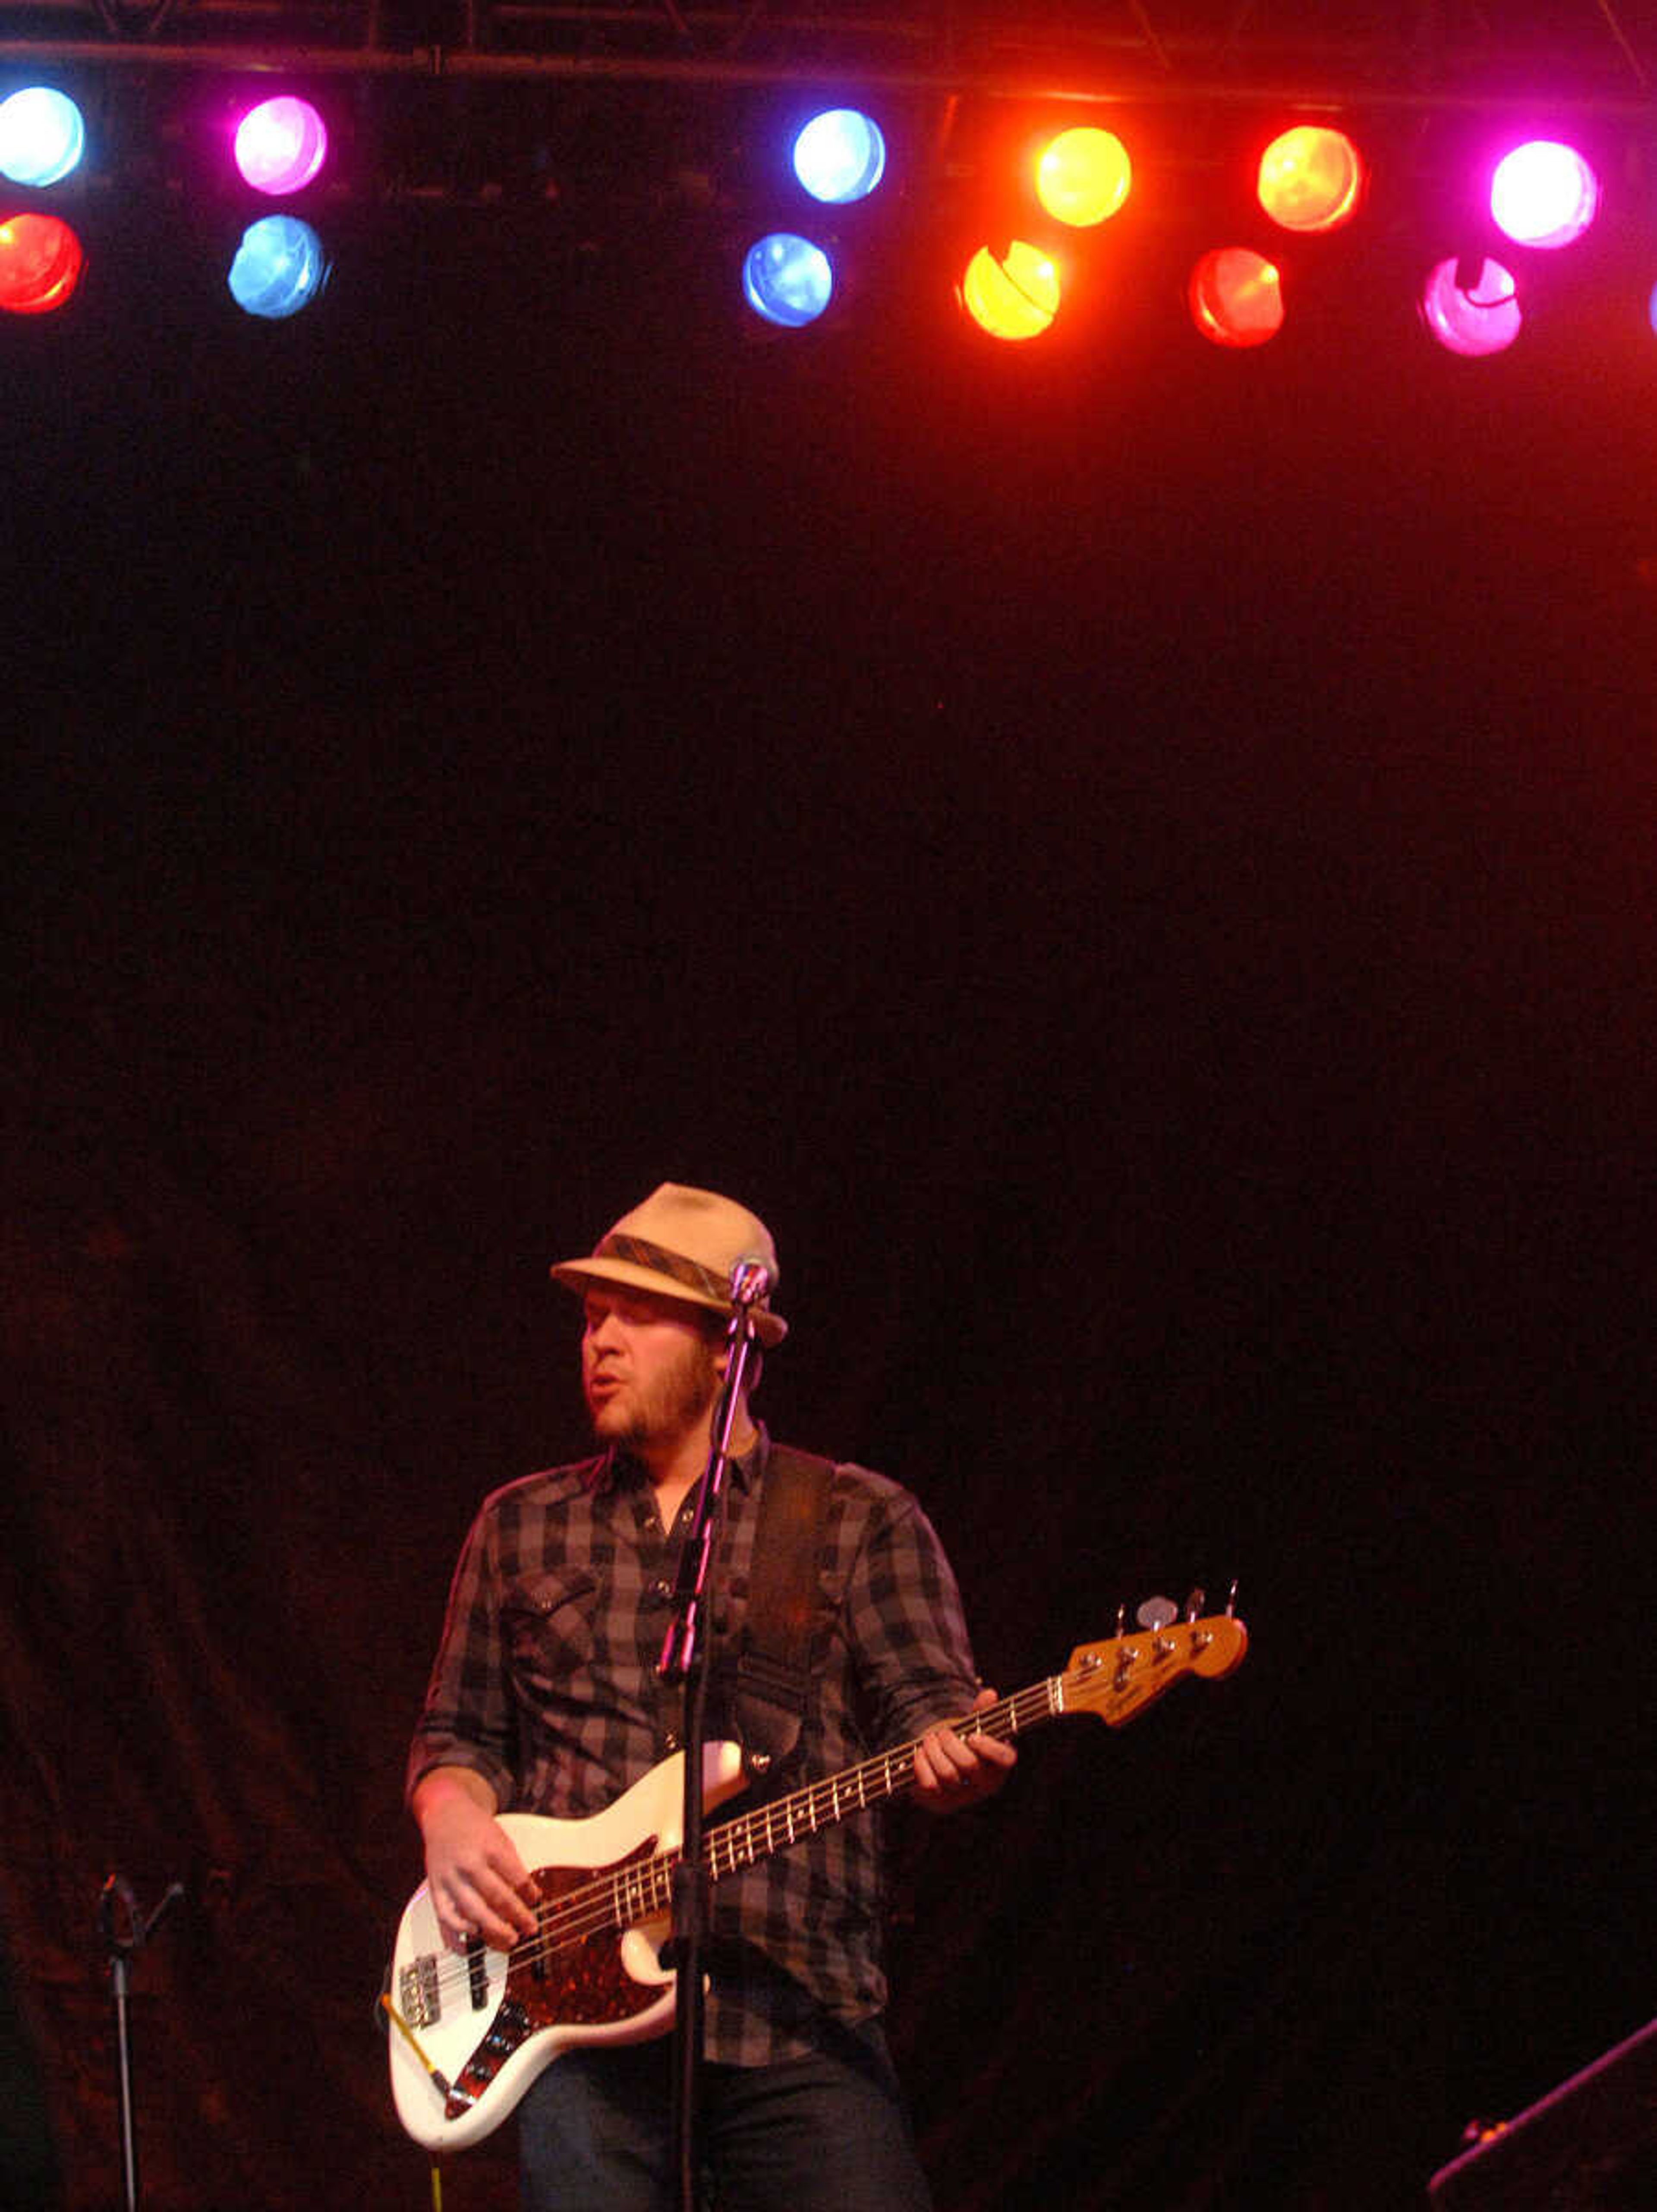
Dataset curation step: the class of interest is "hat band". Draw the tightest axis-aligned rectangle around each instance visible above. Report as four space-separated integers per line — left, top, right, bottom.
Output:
595 1232 737 1307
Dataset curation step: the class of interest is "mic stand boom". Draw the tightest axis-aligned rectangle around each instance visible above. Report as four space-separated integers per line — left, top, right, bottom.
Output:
656 1259 769 2212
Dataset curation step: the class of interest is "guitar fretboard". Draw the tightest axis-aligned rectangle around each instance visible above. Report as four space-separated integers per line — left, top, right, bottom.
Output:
505 1615 1241 1985
603 1674 1063 1931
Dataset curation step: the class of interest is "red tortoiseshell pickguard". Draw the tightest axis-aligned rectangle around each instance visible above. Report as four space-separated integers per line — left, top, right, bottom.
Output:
446 1838 667 2118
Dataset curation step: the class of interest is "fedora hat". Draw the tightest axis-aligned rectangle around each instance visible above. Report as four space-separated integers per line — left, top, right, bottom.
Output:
550 1183 788 1346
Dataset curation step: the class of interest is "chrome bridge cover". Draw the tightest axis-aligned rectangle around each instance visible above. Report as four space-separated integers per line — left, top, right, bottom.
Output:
400 1952 441 2029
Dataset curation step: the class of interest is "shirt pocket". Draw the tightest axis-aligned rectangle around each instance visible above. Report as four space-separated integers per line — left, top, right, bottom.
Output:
501 1567 598 1689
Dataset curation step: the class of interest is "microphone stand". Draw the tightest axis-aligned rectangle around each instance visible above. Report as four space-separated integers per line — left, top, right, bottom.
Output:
657 1260 769 2212
98 1873 185 2212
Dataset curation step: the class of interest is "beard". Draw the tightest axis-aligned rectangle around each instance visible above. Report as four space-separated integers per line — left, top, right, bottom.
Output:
586 1330 722 1453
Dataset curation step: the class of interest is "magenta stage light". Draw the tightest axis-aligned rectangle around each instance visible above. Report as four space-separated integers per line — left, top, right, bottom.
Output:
233 97 328 196
1420 256 1522 357
1490 140 1598 250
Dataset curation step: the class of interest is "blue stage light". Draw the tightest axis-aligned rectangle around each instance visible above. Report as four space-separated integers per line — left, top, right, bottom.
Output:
742 233 832 327
0 87 86 189
228 216 329 319
792 110 885 204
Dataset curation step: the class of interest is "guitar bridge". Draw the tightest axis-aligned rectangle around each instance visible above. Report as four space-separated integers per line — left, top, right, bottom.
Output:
400 1952 442 2030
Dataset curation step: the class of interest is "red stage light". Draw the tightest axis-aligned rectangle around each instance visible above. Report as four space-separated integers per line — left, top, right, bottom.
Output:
1257 126 1364 234
1188 248 1283 348
0 211 84 314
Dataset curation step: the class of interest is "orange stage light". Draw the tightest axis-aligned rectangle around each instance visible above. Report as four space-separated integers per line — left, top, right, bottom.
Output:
1034 127 1132 228
960 241 1062 340
1257 126 1364 234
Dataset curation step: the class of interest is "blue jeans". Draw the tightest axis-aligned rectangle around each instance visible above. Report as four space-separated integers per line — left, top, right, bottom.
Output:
517 2023 934 2212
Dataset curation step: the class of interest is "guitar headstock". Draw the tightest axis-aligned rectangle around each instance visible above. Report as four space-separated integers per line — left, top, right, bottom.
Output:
1061 1611 1247 1727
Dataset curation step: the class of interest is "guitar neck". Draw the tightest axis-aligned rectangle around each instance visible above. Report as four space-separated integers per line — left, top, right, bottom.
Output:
609 1612 1243 1916
704 1676 1055 1881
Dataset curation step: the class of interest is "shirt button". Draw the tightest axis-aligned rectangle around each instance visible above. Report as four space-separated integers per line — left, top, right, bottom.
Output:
651 1579 671 1603
663 1730 680 1752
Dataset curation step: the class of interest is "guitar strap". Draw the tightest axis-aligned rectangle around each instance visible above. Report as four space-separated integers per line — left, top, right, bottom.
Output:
729 1443 835 1780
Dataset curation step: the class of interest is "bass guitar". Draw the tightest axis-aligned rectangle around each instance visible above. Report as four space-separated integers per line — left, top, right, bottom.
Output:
385 1604 1247 2150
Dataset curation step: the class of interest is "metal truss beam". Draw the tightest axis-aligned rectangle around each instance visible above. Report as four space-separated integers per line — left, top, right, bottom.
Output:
0 0 1653 110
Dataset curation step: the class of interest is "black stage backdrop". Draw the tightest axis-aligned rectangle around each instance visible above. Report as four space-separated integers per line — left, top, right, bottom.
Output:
2 179 1653 2212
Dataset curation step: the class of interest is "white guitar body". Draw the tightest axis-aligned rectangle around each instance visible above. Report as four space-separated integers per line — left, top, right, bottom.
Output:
387 1740 747 2152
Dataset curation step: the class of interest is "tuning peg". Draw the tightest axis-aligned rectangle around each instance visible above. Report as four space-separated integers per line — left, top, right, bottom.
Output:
1186 1586 1215 1652
1137 1595 1177 1658
1112 1601 1136 1689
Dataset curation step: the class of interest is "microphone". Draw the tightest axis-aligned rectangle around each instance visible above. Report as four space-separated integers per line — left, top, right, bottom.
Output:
728 1254 772 1306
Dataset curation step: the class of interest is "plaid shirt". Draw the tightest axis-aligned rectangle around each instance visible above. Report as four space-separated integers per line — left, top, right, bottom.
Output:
407 1427 980 2065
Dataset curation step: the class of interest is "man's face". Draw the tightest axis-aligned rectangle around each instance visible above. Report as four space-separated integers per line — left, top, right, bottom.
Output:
581 1286 723 1452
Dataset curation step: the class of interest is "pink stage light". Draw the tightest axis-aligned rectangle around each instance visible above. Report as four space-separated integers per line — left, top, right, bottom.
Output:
1490 140 1599 250
1419 256 1522 357
233 98 328 197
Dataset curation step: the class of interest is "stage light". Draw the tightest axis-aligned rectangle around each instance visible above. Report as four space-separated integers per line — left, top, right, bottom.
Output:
233 97 328 196
959 241 1061 341
1188 248 1283 347
743 232 832 327
0 87 85 189
1034 127 1131 227
1257 125 1363 233
228 215 329 319
1490 140 1598 250
792 109 885 204
1419 255 1522 356
0 210 83 313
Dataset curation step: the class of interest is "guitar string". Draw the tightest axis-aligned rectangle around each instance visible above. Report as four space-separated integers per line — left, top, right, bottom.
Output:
400 1623 1235 2068
411 1613 1236 2021
410 1676 1071 2007
413 1625 1224 2010
416 1706 1025 2006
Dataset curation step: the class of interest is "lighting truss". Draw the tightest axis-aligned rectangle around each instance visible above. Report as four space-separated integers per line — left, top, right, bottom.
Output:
0 0 1652 108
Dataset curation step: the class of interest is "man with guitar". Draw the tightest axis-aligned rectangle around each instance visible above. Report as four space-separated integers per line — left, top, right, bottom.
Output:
406 1182 1014 2211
